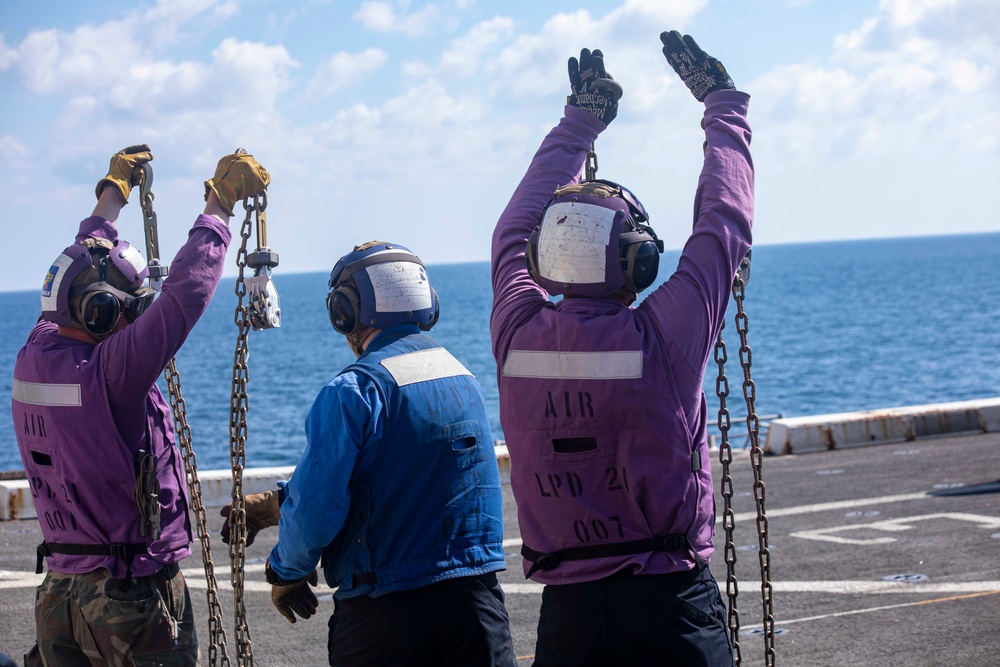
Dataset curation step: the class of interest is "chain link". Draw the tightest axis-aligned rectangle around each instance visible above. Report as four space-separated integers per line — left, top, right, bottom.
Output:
733 273 777 667
164 361 232 667
228 201 257 666
714 323 743 666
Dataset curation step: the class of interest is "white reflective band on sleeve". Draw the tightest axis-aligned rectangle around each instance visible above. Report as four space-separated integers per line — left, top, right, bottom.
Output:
40 253 76 311
502 350 643 379
367 261 433 313
538 201 615 285
381 348 473 386
12 379 82 406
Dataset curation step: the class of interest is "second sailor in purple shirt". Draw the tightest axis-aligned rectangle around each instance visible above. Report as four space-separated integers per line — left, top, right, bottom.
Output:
490 33 753 667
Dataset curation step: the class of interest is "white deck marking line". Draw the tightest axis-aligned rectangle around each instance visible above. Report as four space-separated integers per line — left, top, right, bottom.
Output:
4 569 996 597
772 581 1000 594
726 491 929 524
500 580 1000 597
741 590 1000 630
791 512 1000 545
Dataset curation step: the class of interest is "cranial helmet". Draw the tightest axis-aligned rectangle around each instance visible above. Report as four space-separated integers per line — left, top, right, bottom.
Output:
525 179 664 298
326 242 440 335
41 238 155 336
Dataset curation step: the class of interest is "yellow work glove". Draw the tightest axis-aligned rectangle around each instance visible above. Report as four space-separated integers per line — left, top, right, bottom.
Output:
204 150 271 216
95 144 153 203
220 490 281 547
266 560 319 624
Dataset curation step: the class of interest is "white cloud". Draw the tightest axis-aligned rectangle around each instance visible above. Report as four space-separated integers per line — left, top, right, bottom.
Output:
495 1 703 107
17 26 142 97
139 0 240 49
352 1 447 37
403 17 515 79
210 38 299 107
401 0 703 115
307 48 389 98
0 135 29 167
8 0 261 113
750 0 1000 158
0 35 17 70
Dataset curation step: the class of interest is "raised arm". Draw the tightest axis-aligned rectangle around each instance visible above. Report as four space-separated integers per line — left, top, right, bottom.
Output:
640 32 753 414
101 151 270 442
489 48 618 360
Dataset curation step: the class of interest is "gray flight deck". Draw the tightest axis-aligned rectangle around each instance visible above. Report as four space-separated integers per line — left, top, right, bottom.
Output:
2 431 999 666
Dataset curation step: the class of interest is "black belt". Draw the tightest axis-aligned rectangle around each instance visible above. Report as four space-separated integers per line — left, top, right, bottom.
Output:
36 541 148 588
521 534 690 578
351 572 377 588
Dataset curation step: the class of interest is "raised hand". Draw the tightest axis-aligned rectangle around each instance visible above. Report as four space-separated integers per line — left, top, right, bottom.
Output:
204 149 271 217
660 31 735 102
567 48 624 125
95 144 153 203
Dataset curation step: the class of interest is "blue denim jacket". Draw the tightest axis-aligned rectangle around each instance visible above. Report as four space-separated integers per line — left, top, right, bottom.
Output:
270 325 505 598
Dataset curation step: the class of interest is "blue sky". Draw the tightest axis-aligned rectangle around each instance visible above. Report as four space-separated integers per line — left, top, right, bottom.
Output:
1 0 997 292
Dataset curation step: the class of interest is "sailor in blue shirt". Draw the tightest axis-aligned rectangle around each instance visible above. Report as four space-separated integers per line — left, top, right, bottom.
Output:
225 241 514 666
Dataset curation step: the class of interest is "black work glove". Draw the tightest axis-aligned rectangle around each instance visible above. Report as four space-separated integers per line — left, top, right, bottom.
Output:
567 48 623 125
266 560 319 624
660 31 735 102
220 490 281 547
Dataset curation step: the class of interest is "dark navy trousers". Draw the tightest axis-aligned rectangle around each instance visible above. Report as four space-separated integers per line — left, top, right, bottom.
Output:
533 564 735 667
328 572 515 666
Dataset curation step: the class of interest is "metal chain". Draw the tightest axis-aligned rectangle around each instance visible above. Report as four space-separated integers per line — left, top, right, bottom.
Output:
164 360 232 667
228 201 257 667
714 322 742 666
732 273 777 666
139 165 230 666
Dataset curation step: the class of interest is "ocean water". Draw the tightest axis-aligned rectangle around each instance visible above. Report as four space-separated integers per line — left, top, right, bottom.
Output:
2 232 999 471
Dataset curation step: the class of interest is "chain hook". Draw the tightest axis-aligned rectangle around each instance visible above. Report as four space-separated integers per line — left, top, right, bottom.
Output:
585 143 598 181
243 190 280 331
137 163 169 292
737 250 751 286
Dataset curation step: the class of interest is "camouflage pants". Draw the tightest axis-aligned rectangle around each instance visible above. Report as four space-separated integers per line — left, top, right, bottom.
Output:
24 563 199 667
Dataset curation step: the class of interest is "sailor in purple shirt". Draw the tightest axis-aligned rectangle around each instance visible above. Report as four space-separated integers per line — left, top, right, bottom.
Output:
11 146 269 667
490 34 752 666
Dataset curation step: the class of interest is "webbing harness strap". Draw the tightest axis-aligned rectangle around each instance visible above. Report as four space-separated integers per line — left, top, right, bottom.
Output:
521 534 690 578
36 541 148 588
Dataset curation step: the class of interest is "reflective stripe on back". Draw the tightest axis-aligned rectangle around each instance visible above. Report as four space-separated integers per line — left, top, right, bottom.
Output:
380 348 473 386
502 350 642 379
12 379 82 406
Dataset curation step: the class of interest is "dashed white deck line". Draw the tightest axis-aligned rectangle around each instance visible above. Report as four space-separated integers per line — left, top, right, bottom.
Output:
4 568 997 598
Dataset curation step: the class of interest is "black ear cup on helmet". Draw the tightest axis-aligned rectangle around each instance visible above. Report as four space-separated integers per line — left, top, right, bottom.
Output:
327 283 362 335
419 288 441 332
79 290 122 336
622 240 661 293
619 222 664 294
525 228 542 285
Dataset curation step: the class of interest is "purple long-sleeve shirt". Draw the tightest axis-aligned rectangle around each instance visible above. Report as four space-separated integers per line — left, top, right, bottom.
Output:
12 213 231 577
490 93 753 583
